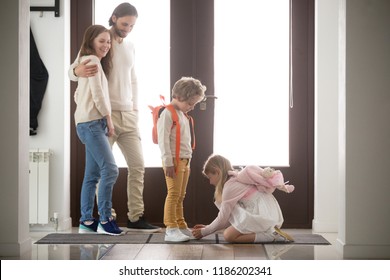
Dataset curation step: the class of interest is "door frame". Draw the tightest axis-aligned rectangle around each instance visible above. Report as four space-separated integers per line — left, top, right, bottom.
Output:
70 0 314 228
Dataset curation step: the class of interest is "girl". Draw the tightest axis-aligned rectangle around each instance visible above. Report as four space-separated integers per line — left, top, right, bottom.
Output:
74 25 121 235
192 154 294 243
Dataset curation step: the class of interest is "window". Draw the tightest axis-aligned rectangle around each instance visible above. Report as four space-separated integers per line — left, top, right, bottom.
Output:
214 0 290 166
94 0 170 167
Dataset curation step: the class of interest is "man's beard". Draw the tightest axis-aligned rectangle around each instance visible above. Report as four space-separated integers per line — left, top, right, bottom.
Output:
113 25 127 38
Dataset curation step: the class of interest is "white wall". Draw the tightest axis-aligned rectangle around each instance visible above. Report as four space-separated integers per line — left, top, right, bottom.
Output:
337 0 390 258
0 0 31 257
315 0 390 259
313 0 339 233
29 0 71 231
0 0 72 257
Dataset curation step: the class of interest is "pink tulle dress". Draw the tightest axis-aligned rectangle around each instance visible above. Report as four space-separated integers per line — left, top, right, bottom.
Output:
201 166 294 237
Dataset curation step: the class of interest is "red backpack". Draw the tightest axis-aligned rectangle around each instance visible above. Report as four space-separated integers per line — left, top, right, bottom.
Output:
149 95 195 170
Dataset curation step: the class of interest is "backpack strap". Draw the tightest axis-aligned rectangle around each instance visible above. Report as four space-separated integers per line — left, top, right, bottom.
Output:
160 96 195 148
165 104 180 174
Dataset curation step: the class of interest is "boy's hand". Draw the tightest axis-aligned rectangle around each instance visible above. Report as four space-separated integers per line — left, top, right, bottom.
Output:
165 166 175 178
74 59 98 78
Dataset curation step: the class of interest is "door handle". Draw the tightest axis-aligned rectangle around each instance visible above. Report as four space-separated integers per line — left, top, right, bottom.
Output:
200 95 218 111
204 95 218 100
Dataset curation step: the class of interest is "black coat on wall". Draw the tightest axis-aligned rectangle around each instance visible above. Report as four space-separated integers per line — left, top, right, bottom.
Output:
30 29 49 135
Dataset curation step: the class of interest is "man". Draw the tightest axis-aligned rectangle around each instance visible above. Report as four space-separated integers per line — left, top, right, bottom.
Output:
69 2 160 233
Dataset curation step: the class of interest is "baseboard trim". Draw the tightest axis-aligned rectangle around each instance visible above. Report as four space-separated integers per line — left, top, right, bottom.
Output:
0 237 32 257
336 238 390 259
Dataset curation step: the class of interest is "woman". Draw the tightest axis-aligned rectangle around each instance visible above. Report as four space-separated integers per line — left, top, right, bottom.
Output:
74 25 121 235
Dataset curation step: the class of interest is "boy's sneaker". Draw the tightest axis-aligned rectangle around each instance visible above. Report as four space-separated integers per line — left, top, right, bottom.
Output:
165 228 190 242
97 220 123 236
180 228 196 239
127 216 161 233
79 219 98 233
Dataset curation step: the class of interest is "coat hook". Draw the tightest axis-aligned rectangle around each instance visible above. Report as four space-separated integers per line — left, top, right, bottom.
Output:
40 11 43 17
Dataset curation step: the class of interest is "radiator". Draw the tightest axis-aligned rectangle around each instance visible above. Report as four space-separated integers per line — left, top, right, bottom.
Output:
29 149 52 224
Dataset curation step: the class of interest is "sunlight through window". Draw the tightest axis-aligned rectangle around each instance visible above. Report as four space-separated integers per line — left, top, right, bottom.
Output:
214 0 290 166
94 0 170 167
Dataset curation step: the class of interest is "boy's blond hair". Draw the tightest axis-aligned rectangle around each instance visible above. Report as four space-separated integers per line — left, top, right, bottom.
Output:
172 77 206 101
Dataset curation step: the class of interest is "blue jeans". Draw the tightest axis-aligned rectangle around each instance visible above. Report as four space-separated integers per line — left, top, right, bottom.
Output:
76 119 119 222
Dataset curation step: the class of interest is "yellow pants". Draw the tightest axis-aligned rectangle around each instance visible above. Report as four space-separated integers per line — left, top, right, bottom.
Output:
163 159 190 228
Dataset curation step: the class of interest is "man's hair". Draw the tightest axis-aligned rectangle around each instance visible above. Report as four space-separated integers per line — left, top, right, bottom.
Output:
171 77 206 101
108 2 138 26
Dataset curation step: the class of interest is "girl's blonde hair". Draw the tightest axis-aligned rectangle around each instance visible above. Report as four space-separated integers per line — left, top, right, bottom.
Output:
202 154 234 203
172 77 206 101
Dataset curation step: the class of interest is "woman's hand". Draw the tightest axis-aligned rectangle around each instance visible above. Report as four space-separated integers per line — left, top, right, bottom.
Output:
106 115 115 137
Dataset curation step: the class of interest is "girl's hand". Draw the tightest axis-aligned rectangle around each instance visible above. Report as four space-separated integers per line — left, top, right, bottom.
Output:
193 224 206 229
192 228 204 239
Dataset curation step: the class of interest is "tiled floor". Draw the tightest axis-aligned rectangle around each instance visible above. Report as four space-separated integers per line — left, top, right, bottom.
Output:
1 228 343 260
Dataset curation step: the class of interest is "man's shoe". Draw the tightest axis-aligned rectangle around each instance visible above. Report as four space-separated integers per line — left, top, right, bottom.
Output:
165 228 190 242
79 219 98 233
97 220 123 236
127 216 161 233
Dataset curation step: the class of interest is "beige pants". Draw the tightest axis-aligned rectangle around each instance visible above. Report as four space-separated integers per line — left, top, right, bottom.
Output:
109 110 145 222
163 159 190 229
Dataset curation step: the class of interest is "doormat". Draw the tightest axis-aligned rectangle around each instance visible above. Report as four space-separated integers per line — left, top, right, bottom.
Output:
35 232 330 245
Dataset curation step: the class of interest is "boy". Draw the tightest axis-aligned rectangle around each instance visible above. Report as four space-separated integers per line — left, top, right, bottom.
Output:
157 77 206 242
